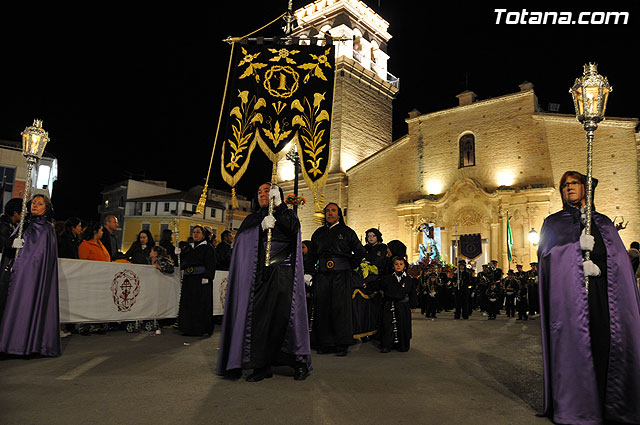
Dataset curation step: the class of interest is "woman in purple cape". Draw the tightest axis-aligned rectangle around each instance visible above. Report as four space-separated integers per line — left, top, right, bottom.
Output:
217 183 311 382
0 194 61 357
538 171 640 424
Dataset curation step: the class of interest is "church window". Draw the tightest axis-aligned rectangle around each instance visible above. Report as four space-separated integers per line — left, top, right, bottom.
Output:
459 134 475 168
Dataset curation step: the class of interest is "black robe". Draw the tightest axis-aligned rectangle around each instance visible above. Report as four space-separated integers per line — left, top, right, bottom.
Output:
178 240 216 336
215 241 232 271
246 204 304 369
217 204 311 374
364 243 387 272
368 272 418 351
310 221 365 349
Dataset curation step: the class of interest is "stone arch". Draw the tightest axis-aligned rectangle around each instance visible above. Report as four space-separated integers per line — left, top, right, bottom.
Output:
316 24 332 46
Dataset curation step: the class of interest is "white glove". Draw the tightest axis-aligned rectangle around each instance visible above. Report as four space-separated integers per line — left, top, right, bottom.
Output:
269 185 282 207
583 260 601 277
12 238 24 249
304 274 313 287
261 215 276 231
580 229 595 252
175 247 181 255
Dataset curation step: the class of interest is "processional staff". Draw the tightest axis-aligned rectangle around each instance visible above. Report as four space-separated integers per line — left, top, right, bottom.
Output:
569 63 611 294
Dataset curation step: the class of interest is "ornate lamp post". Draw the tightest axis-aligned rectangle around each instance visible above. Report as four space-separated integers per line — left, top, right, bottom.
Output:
569 63 611 293
14 119 51 258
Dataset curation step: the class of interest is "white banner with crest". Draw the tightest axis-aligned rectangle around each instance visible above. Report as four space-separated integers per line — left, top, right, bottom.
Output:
58 259 181 323
1 256 230 323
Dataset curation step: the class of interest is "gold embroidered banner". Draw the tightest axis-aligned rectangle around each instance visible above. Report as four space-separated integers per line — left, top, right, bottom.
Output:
220 42 334 197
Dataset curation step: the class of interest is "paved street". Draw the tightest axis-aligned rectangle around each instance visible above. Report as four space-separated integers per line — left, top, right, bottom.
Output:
0 311 549 425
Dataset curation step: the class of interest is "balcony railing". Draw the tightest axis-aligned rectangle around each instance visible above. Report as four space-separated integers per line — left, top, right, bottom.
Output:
385 71 399 89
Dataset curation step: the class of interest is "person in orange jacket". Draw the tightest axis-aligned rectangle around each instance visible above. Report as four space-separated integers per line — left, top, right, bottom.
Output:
78 223 111 262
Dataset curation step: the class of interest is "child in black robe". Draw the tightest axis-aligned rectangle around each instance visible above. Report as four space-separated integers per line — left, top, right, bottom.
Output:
486 282 499 320
364 257 418 352
422 272 439 319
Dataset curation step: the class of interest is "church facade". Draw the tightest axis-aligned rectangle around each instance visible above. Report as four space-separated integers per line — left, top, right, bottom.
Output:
347 84 640 266
279 0 640 269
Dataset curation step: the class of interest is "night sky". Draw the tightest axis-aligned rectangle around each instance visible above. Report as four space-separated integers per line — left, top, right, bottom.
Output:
0 2 637 221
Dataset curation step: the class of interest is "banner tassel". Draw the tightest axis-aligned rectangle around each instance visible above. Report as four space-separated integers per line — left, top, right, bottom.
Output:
231 187 239 210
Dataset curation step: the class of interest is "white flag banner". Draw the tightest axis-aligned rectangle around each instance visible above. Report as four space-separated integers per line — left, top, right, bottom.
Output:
58 259 181 324
57 259 230 323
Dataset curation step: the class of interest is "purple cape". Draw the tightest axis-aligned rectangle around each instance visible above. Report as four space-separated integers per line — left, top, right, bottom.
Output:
538 209 640 424
216 219 311 375
0 216 61 357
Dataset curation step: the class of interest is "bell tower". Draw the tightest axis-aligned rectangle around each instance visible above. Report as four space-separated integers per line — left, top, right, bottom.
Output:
278 0 399 237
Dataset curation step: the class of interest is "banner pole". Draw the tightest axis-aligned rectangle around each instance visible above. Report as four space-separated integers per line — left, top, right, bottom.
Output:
265 162 278 265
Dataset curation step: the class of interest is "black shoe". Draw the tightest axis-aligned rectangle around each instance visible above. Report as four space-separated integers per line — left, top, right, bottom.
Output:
223 369 242 380
246 367 273 382
293 366 309 381
380 347 391 353
316 347 334 355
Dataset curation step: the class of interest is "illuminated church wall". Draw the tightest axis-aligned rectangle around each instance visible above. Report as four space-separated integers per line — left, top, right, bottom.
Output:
346 86 640 266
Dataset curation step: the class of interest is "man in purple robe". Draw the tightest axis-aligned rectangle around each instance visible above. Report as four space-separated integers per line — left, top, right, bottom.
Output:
538 171 640 424
217 183 311 381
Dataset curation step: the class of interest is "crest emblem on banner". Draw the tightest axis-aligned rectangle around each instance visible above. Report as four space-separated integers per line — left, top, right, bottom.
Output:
221 42 334 209
460 234 482 259
111 269 141 312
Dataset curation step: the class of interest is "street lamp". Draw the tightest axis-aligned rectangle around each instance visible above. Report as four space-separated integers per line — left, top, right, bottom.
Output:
528 228 539 246
14 119 50 258
569 63 611 293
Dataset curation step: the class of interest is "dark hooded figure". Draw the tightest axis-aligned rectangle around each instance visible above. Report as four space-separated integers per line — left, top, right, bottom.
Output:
310 203 365 356
363 228 387 271
178 224 216 337
352 228 386 341
384 240 407 275
0 194 61 357
538 171 640 424
217 183 310 382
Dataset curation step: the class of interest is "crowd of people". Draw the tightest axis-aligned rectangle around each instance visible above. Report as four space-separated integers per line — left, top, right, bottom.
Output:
409 260 540 322
0 195 222 352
